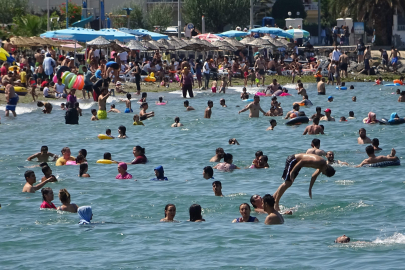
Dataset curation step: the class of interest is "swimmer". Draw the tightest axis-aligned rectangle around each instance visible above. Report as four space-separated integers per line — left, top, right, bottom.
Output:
204 100 213 118
396 89 401 95
78 206 93 225
356 146 398 167
130 146 147 164
156 96 168 105
43 102 53 114
399 91 405 102
303 117 324 135
212 181 223 197
57 189 78 213
171 116 183 127
116 162 133 179
213 153 240 171
328 96 334 102
140 92 147 103
60 103 66 110
184 100 195 111
350 85 354 89
310 107 324 120
320 108 335 121
250 194 265 213
203 166 214 179
240 87 249 100
108 104 121 113
255 155 269 169
98 87 111 119
335 235 351 243
266 119 277 130
219 76 227 93
210 148 224 162
372 138 382 151
238 95 266 118
220 98 227 107
317 78 326 95
79 163 90 177
133 114 144 125
78 149 87 161
91 109 99 121
326 151 349 165
55 147 76 166
252 150 263 167
152 166 168 181
340 116 347 122
358 128 372 144
139 102 154 120
263 194 284 225
105 129 114 139
40 187 56 209
352 96 356 102
102 152 119 164
118 125 127 139
22 170 56 193
284 104 300 119
228 138 240 145
273 153 336 211
348 111 355 119
232 203 259 223
27 146 58 162
160 204 177 222
188 204 205 222
41 165 58 182
306 139 326 156
124 93 133 113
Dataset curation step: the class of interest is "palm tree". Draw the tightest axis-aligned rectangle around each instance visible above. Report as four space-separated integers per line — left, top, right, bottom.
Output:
329 0 405 45
12 15 48 37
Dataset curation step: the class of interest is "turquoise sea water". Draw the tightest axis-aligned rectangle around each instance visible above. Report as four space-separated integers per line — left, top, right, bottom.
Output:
0 82 405 269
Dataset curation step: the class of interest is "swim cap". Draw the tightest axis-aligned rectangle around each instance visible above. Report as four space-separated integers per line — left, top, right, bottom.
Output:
324 108 331 113
328 96 333 100
118 162 127 170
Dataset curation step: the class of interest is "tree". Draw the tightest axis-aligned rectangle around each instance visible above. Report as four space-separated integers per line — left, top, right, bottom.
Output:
254 0 274 22
12 15 47 37
329 0 405 45
111 0 144 29
59 1 82 26
183 0 250 33
0 0 28 25
146 4 173 32
271 0 307 20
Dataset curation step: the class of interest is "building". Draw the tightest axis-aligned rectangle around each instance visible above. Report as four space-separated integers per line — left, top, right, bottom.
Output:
303 0 319 24
392 8 405 47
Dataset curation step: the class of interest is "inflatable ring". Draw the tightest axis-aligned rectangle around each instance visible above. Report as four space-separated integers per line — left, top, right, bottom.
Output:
286 116 309 126
362 159 400 167
73 76 80 89
379 118 405 125
8 66 20 72
98 134 114 140
336 86 347 90
385 83 400 87
242 98 254 102
64 73 74 85
61 71 71 83
96 159 113 164
53 74 58 83
255 92 265 96
145 76 156 82
68 75 77 89
77 75 85 90
1 86 28 96
66 160 77 165
393 80 403 85
156 102 167 105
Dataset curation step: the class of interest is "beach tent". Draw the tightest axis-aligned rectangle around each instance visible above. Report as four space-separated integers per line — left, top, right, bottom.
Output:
118 28 169 40
40 28 115 42
217 30 248 38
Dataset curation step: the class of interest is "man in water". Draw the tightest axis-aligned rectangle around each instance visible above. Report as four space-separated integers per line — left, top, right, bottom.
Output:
263 194 284 225
22 170 56 193
210 148 224 162
204 100 213 118
303 117 324 135
55 147 76 166
266 79 280 95
98 87 111 119
284 104 300 119
27 146 58 162
390 46 401 73
250 194 265 213
273 153 335 211
356 146 399 167
203 166 214 179
306 139 326 156
310 107 324 119
254 55 266 86
326 151 348 165
372 138 382 151
320 108 335 121
184 100 195 111
212 181 223 197
5 84 18 117
358 128 372 144
108 104 121 113
317 78 326 95
266 119 277 130
339 51 349 78
238 95 266 117
220 98 227 108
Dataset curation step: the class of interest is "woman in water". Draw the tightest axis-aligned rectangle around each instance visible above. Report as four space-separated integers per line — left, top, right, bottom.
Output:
116 163 133 179
213 153 240 172
57 189 78 213
171 116 183 127
364 112 379 124
118 125 127 139
232 203 259 223
78 206 93 225
188 204 205 222
78 149 87 161
155 96 167 105
131 146 147 164
160 204 177 222
79 163 90 177
40 187 57 209
139 102 154 121
67 88 77 104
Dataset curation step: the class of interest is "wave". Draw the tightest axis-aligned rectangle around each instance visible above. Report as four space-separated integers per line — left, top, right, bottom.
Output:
373 233 405 245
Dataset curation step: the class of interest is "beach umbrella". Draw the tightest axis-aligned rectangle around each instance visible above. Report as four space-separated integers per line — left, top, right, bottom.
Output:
211 40 237 51
167 39 184 50
86 36 111 47
98 28 135 42
217 30 248 38
239 36 255 44
194 33 223 42
157 39 175 50
199 39 218 50
41 27 115 42
183 38 207 51
261 36 286 48
119 28 169 40
250 27 294 39
126 40 147 51
140 40 159 51
286 29 310 39
223 37 245 49
247 38 271 47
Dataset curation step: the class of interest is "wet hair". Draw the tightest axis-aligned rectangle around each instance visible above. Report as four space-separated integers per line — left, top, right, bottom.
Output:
140 102 148 108
312 138 321 147
127 93 131 100
164 204 176 217
216 147 224 154
204 166 214 178
365 145 375 155
103 152 112 159
111 104 116 108
349 111 354 117
298 83 303 88
184 100 189 105
340 116 346 121
372 138 379 147
159 96 163 102
79 163 88 176
316 106 321 112
41 165 51 175
41 187 53 201
255 151 263 158
324 165 336 177
212 180 222 187
239 203 251 210
250 195 260 208
341 82 345 86
58 188 71 204
106 129 111 134
79 149 87 158
320 125 324 131
270 119 276 125
223 153 233 163
74 102 79 108
37 101 44 107
118 125 126 135
141 92 147 98
76 154 85 163
24 170 34 179
260 155 268 163
271 96 277 101
189 204 203 222
293 104 300 111
41 145 48 152
313 117 320 124
91 109 97 114
350 85 354 89
174 116 180 123
134 145 145 155
61 147 70 154
263 194 275 208
207 100 213 105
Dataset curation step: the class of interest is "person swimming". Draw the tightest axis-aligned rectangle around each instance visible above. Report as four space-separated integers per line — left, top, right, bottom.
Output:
212 180 223 196
188 204 205 222
184 100 195 111
160 204 177 222
27 146 58 162
131 146 147 164
116 162 133 179
118 125 127 139
57 189 78 213
213 153 240 171
203 166 214 179
78 206 93 225
40 187 56 209
133 114 144 126
151 166 168 181
124 93 133 113
232 203 259 223
79 163 90 177
139 102 154 121
171 116 183 127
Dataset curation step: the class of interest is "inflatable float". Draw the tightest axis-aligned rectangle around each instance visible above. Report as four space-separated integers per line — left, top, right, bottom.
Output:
98 134 114 140
336 86 347 90
362 160 400 167
96 159 113 164
379 118 405 125
286 116 309 126
385 83 401 87
0 86 28 96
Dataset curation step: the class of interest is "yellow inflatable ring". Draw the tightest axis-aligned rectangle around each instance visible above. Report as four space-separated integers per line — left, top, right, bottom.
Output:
98 134 113 140
96 159 113 164
9 66 20 72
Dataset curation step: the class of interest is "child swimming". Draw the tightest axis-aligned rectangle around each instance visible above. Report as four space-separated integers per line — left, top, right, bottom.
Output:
27 146 58 162
91 109 99 121
105 128 115 138
124 93 133 113
219 77 227 93
133 114 144 125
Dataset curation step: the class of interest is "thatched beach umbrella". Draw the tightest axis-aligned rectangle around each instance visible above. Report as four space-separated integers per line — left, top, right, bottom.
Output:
211 40 237 51
127 40 147 51
247 38 271 47
239 36 255 44
86 36 111 47
223 37 245 49
157 39 175 50
140 40 159 51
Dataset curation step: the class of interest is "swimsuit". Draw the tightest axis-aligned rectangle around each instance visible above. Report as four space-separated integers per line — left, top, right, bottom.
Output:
133 121 144 125
124 108 133 113
282 155 300 182
211 87 217 93
40 201 57 209
220 86 225 92
258 69 265 75
140 115 147 121
392 57 398 65
116 172 133 179
6 95 19 111
97 110 107 119
236 216 256 222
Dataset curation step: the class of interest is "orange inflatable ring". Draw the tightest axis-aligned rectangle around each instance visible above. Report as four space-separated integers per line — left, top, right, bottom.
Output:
145 76 156 82
393 80 403 85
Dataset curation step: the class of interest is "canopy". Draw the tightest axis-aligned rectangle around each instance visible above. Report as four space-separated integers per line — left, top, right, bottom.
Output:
194 33 223 42
118 28 169 40
40 28 115 42
86 36 111 47
126 40 147 51
217 30 248 38
286 29 310 39
61 43 83 49
98 28 136 42
250 27 294 39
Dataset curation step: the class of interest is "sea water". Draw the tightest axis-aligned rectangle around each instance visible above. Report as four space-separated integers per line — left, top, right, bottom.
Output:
0 82 404 269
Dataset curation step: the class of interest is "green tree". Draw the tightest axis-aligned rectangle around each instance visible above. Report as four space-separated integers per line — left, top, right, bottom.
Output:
146 4 173 32
271 0 307 20
0 0 28 25
111 0 144 29
59 1 82 25
12 14 47 37
329 0 405 45
254 0 274 22
183 0 250 33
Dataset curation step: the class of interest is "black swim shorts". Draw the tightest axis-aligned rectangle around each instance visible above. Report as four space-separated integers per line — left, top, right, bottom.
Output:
282 155 299 182
259 69 265 75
